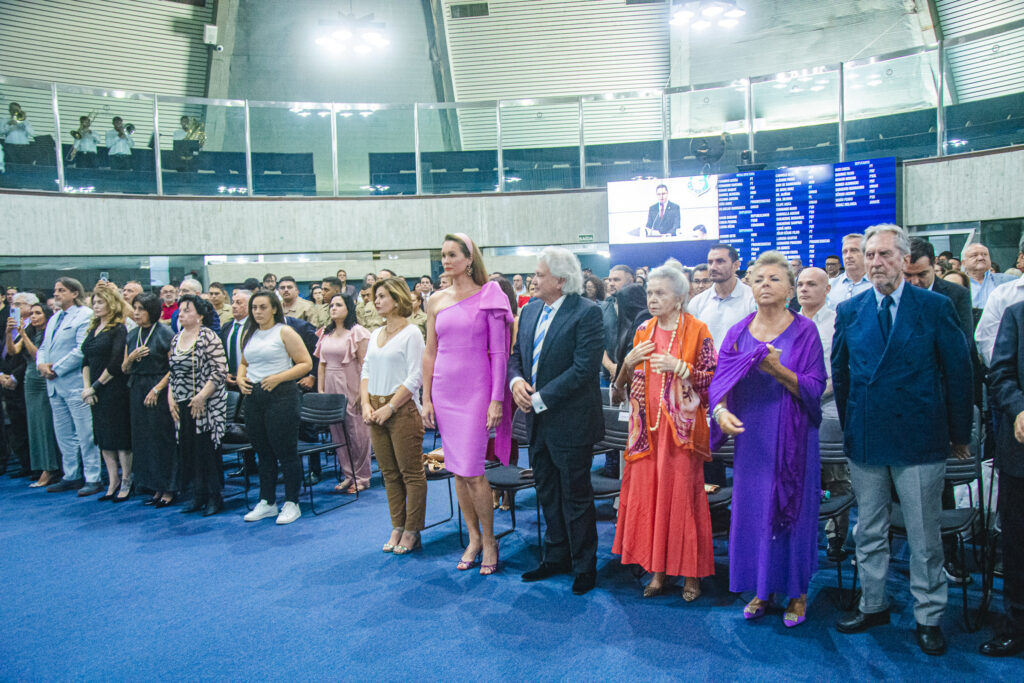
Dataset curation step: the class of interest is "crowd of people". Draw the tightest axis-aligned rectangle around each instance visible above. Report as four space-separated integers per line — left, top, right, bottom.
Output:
1 225 1022 659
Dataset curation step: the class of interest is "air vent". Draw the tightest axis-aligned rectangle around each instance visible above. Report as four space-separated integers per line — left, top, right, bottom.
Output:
625 0 666 5
451 3 489 19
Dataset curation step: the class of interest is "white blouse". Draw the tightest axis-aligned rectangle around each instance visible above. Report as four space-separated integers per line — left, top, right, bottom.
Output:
360 323 424 406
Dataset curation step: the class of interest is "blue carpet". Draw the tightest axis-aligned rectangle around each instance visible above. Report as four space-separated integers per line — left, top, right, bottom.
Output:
0 443 1017 681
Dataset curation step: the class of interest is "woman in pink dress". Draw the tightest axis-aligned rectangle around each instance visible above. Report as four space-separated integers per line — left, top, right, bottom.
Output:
422 233 514 575
315 293 372 493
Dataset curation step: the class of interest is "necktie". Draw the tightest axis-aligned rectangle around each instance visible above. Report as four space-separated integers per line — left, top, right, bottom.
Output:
52 311 66 340
878 294 894 340
227 321 240 373
659 204 665 218
531 305 554 386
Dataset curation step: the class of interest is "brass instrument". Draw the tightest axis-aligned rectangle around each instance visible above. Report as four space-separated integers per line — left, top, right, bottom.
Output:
67 111 99 161
125 122 135 135
184 117 205 146
13 110 25 123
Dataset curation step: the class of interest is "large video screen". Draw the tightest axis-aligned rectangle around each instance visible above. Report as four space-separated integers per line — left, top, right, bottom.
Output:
607 157 897 267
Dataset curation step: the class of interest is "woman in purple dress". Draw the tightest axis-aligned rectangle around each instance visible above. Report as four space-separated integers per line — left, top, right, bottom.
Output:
422 233 514 576
709 251 826 628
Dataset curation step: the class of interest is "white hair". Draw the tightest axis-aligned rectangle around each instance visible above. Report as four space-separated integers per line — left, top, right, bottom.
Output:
538 247 584 295
232 288 252 299
648 264 690 306
13 291 40 306
863 224 911 255
179 278 203 295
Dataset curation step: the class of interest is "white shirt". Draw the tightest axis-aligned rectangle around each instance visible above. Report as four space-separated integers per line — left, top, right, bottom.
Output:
804 305 836 378
872 279 906 326
827 272 872 309
73 130 99 154
361 324 424 407
243 324 293 383
976 276 1024 366
1 117 34 144
510 295 567 413
686 279 756 351
105 129 134 156
172 128 188 141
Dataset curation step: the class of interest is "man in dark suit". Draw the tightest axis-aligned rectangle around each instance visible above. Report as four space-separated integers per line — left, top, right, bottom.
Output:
904 237 979 583
983 300 1024 657
645 184 680 236
832 224 973 656
508 247 604 595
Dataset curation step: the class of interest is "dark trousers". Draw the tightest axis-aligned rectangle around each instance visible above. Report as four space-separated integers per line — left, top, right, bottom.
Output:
2 142 30 165
244 381 301 505
177 402 222 502
1001 471 1024 635
530 434 598 575
108 154 132 171
75 152 97 168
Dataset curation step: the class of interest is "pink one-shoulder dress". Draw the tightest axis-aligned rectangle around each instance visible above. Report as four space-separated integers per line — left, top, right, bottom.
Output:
432 281 514 476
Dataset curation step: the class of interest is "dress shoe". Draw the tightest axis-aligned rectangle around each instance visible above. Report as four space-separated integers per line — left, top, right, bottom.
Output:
572 572 597 595
521 561 572 583
98 491 117 502
979 633 1024 657
916 623 946 656
154 497 174 509
182 498 207 513
836 609 890 634
143 497 159 506
202 497 224 517
46 478 83 493
77 482 103 497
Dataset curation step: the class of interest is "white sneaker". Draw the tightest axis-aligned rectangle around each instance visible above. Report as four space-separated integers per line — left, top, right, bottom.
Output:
276 501 301 525
244 500 278 522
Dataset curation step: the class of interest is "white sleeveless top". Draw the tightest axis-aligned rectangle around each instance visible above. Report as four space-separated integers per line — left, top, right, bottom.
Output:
244 323 293 382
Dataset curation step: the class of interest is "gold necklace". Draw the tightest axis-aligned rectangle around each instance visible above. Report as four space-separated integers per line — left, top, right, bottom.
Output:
650 312 682 432
136 324 156 351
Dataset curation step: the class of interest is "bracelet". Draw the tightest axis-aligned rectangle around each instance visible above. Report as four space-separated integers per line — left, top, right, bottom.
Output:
712 405 727 421
388 402 397 412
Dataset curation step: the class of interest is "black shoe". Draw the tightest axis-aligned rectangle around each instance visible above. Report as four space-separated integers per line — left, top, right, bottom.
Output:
144 497 159 506
182 498 207 513
98 490 117 502
916 623 946 656
836 609 890 634
46 478 83 493
943 560 972 585
572 571 597 595
154 497 174 509
202 497 224 517
827 537 849 562
113 487 133 502
521 561 572 583
979 634 1024 657
77 482 103 497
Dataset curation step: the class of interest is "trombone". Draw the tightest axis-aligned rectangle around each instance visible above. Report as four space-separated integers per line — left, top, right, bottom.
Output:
67 111 99 161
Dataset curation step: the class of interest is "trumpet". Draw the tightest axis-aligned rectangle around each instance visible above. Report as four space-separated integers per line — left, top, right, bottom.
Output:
125 122 136 135
13 110 26 123
184 117 205 146
70 111 99 140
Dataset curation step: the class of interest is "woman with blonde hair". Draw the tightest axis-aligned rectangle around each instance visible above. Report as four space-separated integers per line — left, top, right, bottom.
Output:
422 233 514 574
80 285 133 501
361 278 426 554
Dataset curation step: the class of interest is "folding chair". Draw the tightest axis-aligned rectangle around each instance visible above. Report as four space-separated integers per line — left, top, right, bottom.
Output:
297 393 357 515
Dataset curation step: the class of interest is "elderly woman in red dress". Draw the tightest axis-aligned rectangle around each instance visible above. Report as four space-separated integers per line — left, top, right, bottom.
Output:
611 263 717 601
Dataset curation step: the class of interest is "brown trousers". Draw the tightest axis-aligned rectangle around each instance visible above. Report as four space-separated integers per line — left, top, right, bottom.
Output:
368 394 426 531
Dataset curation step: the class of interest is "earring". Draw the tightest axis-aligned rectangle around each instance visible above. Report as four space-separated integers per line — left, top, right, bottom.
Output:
466 264 473 277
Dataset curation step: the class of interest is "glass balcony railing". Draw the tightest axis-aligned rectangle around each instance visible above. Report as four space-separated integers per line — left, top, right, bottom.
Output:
1 21 1022 197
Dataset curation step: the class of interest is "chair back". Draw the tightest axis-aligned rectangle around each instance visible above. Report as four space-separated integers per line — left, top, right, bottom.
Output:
601 404 629 451
300 392 348 428
712 437 734 466
511 409 531 446
945 453 980 486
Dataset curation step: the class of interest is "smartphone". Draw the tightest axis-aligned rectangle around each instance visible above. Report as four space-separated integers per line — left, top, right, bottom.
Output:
10 308 20 326
99 271 109 282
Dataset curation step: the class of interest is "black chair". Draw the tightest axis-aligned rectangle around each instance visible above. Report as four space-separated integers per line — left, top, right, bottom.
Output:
818 439 859 610
296 393 356 515
486 465 542 555
708 440 734 539
889 452 992 631
591 404 627 502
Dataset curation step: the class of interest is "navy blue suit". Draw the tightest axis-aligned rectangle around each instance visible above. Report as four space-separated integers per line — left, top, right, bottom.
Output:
508 293 604 574
831 281 973 625
646 201 680 235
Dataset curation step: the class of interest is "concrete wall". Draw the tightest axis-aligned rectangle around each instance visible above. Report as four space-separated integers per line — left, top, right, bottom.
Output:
903 146 1024 224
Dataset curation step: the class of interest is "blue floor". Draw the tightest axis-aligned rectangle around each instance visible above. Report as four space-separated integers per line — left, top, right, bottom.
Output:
0 444 1016 681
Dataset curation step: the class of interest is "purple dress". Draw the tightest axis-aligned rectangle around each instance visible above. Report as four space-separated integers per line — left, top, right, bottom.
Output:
710 313 826 600
432 281 514 477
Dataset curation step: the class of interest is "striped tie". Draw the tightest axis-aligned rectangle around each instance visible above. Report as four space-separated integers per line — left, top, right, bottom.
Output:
531 305 553 386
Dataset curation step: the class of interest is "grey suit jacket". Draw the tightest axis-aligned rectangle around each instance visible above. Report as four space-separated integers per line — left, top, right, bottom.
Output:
36 305 93 398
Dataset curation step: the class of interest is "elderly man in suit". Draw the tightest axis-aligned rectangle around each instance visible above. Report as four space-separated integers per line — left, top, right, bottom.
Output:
509 246 605 595
984 300 1024 657
37 278 103 496
832 224 973 656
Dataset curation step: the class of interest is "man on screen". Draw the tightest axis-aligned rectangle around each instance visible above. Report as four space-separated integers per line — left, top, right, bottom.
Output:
645 184 680 235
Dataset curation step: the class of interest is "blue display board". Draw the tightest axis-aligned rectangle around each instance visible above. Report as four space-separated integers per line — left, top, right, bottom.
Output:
608 157 897 269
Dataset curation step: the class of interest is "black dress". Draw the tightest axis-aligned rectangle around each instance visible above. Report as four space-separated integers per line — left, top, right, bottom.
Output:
81 324 132 450
126 324 178 493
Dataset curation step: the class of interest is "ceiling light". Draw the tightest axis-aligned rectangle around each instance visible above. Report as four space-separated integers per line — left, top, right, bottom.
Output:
672 2 745 29
718 18 738 28
361 31 390 47
702 4 725 17
672 9 695 23
692 19 711 30
867 79 882 86
724 7 746 18
810 85 825 92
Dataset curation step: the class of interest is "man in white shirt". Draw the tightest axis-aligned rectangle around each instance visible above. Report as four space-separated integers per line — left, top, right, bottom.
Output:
964 243 1016 310
686 244 756 351
70 116 100 168
827 233 872 309
512 273 526 298
976 237 1024 366
1 102 35 164
105 117 134 170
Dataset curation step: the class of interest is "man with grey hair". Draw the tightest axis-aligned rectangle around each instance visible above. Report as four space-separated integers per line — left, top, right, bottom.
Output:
964 242 1015 309
508 246 604 595
171 278 220 334
833 223 973 656
827 233 871 309
976 234 1024 367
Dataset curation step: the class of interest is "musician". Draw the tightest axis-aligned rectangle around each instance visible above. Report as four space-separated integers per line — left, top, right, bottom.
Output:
105 117 134 171
70 116 99 168
172 116 191 142
1 102 35 165
172 116 200 172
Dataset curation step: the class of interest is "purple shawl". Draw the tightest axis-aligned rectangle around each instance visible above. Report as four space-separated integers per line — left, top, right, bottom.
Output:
709 312 825 532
